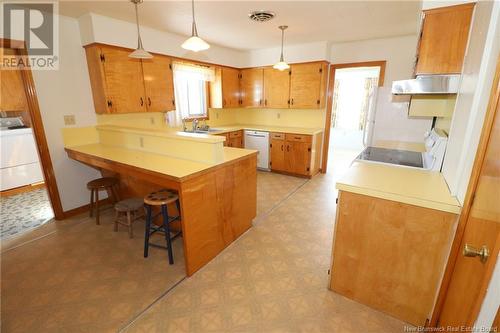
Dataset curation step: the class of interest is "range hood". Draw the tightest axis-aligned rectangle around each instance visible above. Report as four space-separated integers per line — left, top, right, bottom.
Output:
392 74 460 95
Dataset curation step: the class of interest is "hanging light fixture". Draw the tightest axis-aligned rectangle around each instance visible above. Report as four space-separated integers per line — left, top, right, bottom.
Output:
129 0 153 59
181 0 210 52
273 25 290 71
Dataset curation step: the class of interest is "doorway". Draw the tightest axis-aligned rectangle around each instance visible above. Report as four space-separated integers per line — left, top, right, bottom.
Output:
322 61 386 177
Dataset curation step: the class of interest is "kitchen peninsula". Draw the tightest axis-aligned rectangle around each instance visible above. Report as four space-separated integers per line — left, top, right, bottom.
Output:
65 125 257 276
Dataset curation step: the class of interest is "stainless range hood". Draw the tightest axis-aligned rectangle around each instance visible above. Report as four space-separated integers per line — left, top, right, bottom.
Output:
392 74 460 95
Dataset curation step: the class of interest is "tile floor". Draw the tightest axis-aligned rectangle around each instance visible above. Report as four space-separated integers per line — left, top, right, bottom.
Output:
0 188 54 239
1 153 409 332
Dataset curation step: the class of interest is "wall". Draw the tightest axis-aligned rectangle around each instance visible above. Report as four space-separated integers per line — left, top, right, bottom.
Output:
79 13 248 68
442 1 500 203
29 15 103 211
246 41 329 68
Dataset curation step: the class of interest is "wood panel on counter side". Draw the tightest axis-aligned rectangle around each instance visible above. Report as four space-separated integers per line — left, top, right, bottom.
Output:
65 147 257 276
330 191 458 326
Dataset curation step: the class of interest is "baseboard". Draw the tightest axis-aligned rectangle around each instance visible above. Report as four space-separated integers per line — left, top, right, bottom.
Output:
62 198 112 219
0 182 46 197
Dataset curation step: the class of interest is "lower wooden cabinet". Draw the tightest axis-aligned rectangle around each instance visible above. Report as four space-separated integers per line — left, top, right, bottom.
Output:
217 130 243 148
330 191 458 326
270 132 322 177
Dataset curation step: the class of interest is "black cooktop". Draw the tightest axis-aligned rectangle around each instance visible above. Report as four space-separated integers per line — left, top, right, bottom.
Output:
356 147 423 168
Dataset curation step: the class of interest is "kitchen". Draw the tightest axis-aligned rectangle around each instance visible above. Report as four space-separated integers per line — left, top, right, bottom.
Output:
1 1 499 332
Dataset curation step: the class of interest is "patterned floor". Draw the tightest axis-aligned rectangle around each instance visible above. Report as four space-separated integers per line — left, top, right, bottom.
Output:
0 188 54 239
1 158 409 332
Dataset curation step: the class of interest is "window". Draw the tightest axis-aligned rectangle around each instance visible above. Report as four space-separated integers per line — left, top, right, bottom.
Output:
172 62 214 121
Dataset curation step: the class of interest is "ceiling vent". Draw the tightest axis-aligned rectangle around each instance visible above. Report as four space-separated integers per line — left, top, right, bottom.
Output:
248 10 275 23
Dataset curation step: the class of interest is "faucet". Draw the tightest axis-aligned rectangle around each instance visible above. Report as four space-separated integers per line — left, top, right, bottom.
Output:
192 119 199 132
182 118 187 131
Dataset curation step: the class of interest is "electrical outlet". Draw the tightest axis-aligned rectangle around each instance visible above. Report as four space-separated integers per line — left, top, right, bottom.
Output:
150 117 155 125
139 137 144 148
63 115 76 126
277 112 281 119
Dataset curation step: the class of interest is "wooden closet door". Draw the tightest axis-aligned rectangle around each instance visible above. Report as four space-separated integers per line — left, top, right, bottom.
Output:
240 68 264 107
289 62 325 109
222 67 240 108
0 48 26 112
101 46 146 113
263 67 290 108
142 55 175 112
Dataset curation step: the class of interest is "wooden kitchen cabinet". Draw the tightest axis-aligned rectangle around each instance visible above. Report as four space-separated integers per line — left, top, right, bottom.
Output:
330 191 457 326
85 44 176 114
289 62 328 109
216 130 243 148
0 48 27 112
141 55 175 113
240 68 264 108
415 3 474 75
263 67 290 108
270 133 286 171
221 67 241 108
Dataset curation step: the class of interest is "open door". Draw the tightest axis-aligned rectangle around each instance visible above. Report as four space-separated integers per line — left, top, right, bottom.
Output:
434 56 500 330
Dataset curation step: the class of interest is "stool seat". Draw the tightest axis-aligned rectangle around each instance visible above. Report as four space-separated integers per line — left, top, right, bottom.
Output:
115 198 144 212
144 189 179 206
87 177 118 190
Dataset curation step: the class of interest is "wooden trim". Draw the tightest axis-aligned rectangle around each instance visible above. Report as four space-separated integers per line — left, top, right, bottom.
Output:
321 60 386 173
430 55 500 326
0 183 45 197
1 38 65 220
62 197 113 219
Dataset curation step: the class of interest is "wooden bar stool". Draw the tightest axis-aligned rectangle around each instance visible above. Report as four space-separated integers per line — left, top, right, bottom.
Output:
114 198 144 238
143 189 182 265
87 177 119 225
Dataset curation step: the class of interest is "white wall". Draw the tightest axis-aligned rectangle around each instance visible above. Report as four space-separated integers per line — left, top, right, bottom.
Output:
246 41 329 67
79 13 249 68
30 15 102 211
422 0 476 10
329 35 419 87
442 1 500 203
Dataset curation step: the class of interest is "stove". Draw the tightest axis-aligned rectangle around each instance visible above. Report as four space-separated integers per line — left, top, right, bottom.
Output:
356 147 423 168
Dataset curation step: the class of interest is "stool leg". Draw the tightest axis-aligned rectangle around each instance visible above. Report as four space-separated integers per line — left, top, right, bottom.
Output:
95 189 100 225
161 204 174 265
89 189 94 218
114 210 119 232
144 205 152 258
127 211 133 239
175 198 181 220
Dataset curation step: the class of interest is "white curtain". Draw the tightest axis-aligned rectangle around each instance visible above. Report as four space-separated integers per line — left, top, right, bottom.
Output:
166 62 215 128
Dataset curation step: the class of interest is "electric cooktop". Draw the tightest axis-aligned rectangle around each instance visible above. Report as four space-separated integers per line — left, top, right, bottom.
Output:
356 147 423 168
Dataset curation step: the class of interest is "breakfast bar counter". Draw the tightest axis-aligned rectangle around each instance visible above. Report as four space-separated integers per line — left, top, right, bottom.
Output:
66 142 258 276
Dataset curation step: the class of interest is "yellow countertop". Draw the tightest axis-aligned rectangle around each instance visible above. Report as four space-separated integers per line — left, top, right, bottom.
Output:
210 124 324 135
336 162 461 214
66 143 257 181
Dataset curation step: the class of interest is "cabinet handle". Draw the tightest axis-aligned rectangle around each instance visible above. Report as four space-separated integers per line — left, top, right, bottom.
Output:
291 98 294 105
287 145 290 152
148 97 151 107
140 97 144 106
265 99 267 106
172 99 175 106
294 136 301 140
259 99 262 105
281 144 283 151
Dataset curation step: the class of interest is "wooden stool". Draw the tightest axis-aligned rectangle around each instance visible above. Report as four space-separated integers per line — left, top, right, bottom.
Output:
143 189 182 265
114 198 144 238
87 177 119 225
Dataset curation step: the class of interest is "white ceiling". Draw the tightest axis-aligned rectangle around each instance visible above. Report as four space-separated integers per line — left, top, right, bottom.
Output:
60 1 422 51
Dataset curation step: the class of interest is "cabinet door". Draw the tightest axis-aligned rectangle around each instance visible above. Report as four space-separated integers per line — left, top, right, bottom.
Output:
240 68 264 108
416 4 474 74
270 138 285 171
263 67 290 108
142 55 175 112
222 67 240 108
0 48 26 112
289 62 326 109
285 141 311 175
101 46 147 113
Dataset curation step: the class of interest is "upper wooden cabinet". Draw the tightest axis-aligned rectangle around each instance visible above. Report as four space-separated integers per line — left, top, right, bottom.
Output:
240 68 264 107
221 67 240 108
415 3 474 75
289 62 328 109
142 55 175 113
84 44 175 114
263 67 290 108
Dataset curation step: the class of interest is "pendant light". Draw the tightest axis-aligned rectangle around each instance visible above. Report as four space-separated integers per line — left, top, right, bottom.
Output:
181 0 210 52
129 0 153 59
273 25 290 71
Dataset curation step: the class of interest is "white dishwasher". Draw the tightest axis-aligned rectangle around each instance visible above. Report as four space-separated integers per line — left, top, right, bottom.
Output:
244 130 270 171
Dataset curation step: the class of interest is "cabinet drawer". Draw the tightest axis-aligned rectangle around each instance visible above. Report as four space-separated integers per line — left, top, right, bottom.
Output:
271 132 285 140
229 130 242 138
285 133 312 143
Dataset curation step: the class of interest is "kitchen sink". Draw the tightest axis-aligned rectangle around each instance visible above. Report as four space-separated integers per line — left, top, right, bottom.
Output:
184 128 221 134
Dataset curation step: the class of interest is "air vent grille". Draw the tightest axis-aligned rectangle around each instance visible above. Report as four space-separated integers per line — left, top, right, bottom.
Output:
248 10 275 22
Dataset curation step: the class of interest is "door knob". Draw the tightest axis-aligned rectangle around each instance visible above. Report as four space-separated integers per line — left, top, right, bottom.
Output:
463 244 490 263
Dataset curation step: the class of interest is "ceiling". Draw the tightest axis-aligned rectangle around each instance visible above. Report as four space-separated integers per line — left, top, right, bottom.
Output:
59 1 421 51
